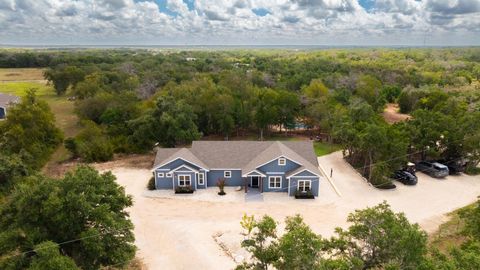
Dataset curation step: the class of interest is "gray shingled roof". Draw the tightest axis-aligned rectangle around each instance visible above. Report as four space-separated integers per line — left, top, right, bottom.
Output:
153 147 209 170
0 93 20 108
242 141 320 176
153 141 320 176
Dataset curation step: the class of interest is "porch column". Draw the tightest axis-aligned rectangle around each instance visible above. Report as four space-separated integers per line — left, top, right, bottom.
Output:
244 177 248 193
260 177 263 193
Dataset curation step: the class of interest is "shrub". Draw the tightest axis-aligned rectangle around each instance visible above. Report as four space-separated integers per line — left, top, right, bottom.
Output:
74 121 114 162
217 178 226 195
147 176 155 190
465 166 480 176
175 185 193 194
294 190 314 199
64 137 78 158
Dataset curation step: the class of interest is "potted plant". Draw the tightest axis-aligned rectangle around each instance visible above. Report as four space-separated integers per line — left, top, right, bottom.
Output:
175 185 194 194
217 178 227 195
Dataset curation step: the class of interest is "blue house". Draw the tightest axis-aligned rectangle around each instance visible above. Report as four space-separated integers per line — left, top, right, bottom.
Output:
0 93 20 120
152 141 322 197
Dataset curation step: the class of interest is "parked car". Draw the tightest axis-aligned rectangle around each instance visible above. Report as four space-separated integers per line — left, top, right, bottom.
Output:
436 159 466 175
392 170 418 185
416 161 449 178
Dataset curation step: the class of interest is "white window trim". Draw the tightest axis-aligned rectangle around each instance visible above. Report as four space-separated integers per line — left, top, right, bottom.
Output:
297 180 312 192
268 176 282 189
178 174 191 187
157 172 164 177
197 173 205 185
278 158 286 166
224 171 232 178
166 172 172 177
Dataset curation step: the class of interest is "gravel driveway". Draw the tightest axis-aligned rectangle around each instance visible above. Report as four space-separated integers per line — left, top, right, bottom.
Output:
107 151 480 270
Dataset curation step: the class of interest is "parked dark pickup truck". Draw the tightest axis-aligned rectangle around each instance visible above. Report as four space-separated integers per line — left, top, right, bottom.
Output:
416 161 449 178
436 159 466 175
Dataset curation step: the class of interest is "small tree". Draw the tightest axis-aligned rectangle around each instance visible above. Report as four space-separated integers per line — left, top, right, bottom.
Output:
325 202 428 269
217 178 227 195
275 215 323 270
238 215 279 270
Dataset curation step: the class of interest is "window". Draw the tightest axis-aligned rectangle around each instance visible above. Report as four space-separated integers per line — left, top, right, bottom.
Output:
269 176 281 189
278 158 286 166
197 173 204 185
157 172 164 178
298 180 311 192
178 175 191 187
224 171 231 178
166 172 172 177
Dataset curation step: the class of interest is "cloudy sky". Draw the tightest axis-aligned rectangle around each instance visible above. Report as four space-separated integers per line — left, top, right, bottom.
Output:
0 0 479 46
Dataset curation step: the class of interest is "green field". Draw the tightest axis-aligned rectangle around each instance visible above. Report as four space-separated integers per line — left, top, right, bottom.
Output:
0 81 80 137
313 141 342 156
0 77 81 169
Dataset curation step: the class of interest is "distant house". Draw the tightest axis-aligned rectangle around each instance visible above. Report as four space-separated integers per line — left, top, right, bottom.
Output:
152 141 322 197
0 93 20 120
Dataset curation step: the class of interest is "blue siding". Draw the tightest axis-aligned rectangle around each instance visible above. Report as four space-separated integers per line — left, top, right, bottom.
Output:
291 170 318 177
207 170 243 187
257 157 300 174
154 158 202 190
155 171 174 190
196 171 207 189
289 177 320 197
157 158 201 171
173 165 196 172
0 107 5 119
262 173 288 193
173 171 197 190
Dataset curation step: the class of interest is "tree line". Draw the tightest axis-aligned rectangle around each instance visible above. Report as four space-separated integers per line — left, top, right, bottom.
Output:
3 48 480 184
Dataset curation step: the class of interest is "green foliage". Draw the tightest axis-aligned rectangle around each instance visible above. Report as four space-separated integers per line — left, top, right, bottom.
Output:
44 65 85 95
0 89 63 169
0 152 28 193
239 215 279 270
0 166 136 270
64 137 78 158
133 95 201 148
72 73 104 99
147 176 156 190
73 121 114 162
332 100 408 183
275 215 323 270
325 202 428 269
355 75 386 112
238 203 431 270
28 241 79 270
381 85 402 103
254 88 279 140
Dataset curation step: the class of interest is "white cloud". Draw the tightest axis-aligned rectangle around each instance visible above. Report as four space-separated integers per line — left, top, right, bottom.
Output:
0 0 478 45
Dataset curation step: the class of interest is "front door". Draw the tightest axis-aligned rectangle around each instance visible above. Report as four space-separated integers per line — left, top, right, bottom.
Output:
251 176 259 188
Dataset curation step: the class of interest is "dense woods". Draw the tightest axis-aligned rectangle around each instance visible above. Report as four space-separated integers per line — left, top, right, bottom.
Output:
4 48 477 185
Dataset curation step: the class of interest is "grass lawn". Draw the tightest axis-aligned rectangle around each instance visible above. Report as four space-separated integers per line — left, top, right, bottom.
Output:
313 141 342 156
0 81 80 137
1 79 81 170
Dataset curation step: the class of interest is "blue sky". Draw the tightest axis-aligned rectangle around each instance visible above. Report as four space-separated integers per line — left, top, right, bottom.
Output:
0 0 479 46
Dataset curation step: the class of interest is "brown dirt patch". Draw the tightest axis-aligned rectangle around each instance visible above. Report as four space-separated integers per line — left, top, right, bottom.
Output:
383 103 411 124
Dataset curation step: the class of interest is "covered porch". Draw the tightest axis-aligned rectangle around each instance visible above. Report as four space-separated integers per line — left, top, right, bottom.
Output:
242 170 266 193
